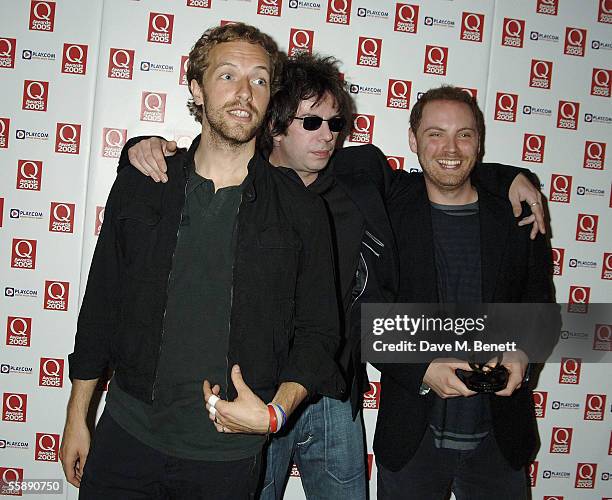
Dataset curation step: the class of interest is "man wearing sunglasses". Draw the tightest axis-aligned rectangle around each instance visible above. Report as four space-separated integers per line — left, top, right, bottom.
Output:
120 54 545 499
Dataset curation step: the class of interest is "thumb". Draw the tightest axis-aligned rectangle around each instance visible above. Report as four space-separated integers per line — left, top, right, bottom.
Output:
231 365 250 394
166 140 178 153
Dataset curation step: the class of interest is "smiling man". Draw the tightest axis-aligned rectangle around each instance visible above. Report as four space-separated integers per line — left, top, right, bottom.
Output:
61 24 343 500
375 86 556 499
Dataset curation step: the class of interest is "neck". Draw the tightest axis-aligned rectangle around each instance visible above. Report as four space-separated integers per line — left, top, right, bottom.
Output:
425 179 478 205
268 150 319 187
194 124 254 189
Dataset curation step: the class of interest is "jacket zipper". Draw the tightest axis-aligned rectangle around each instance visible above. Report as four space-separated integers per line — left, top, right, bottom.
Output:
151 175 188 401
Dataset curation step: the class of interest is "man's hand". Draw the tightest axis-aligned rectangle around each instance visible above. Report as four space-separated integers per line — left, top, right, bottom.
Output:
59 418 91 488
494 350 529 397
203 365 269 434
423 358 478 399
127 137 177 183
508 173 546 240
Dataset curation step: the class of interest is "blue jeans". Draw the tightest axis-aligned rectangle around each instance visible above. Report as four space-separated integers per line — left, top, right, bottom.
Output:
260 397 367 500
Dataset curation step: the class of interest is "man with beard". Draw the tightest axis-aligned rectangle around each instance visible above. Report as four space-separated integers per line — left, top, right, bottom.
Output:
122 56 545 498
375 86 556 499
61 24 343 500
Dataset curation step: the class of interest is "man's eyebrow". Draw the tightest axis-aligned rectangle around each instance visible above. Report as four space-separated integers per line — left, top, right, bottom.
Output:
212 61 271 74
421 126 476 132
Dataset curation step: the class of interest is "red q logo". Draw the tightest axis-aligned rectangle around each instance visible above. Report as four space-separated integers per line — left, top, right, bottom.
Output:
575 463 597 488
35 433 59 462
11 239 36 270
530 60 552 89
550 427 572 453
95 206 105 236
549 174 571 204
602 254 612 280
363 381 381 409
386 156 405 170
22 80 49 112
583 141 606 169
559 357 581 384
257 0 282 16
502 18 525 47
394 4 419 33
599 0 612 22
460 12 484 42
591 68 611 97
39 358 64 387
2 393 27 422
560 102 577 120
62 44 88 75
0 467 23 495
387 80 411 109
357 37 382 67
494 93 518 122
424 45 448 76
528 461 538 487
144 93 163 111
289 29 314 56
564 27 586 56
568 285 590 313
575 214 598 243
326 0 352 25
147 13 174 44
44 280 69 311
141 92 167 123
49 202 75 233
522 134 545 163
594 323 612 350
6 316 32 347
551 248 564 275
0 117 9 149
557 101 580 130
537 0 559 15
55 123 81 154
533 391 547 418
349 114 375 144
0 37 16 68
179 55 189 85
108 48 135 80
102 128 127 158
29 1 56 32
16 160 42 191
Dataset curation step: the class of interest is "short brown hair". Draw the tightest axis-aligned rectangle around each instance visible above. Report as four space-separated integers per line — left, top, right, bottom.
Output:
186 23 282 123
409 85 485 159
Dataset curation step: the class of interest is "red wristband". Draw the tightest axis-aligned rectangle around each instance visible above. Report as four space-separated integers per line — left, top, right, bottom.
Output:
267 404 278 433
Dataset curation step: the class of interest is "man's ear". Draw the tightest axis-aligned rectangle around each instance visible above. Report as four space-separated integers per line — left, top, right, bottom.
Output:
408 128 418 154
189 79 203 106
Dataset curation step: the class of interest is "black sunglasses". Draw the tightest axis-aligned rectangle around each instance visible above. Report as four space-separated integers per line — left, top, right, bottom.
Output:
292 115 346 133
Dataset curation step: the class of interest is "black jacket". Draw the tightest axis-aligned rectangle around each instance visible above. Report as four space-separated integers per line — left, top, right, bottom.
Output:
69 136 345 404
374 173 558 472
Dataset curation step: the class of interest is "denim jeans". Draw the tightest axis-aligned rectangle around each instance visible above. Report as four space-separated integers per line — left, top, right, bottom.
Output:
377 428 528 500
260 396 367 500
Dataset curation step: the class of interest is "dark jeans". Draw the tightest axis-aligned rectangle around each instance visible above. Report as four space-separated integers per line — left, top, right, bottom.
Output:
80 411 262 500
377 429 528 500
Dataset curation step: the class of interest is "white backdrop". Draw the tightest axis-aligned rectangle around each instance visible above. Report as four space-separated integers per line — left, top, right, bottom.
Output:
0 1 610 498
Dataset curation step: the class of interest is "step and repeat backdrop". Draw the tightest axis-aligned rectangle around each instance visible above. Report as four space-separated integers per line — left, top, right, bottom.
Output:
0 1 610 498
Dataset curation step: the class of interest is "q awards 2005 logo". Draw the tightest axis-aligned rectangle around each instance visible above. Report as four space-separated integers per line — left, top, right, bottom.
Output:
49 202 75 233
387 79 411 109
258 0 282 16
501 18 525 47
564 27 587 56
140 92 166 122
349 114 374 143
0 117 9 149
108 48 135 80
35 433 59 461
147 12 174 44
549 174 572 203
423 45 448 75
0 467 23 496
0 37 17 68
591 68 611 97
362 381 381 409
394 4 419 33
39 358 63 388
22 80 48 112
102 128 127 158
44 281 69 311
551 248 564 275
494 92 518 122
584 394 606 420
593 323 612 350
558 357 581 384
327 0 352 25
6 316 32 347
357 37 382 67
600 0 612 23
11 239 37 270
575 463 597 488
568 285 590 314
460 12 484 43
575 213 598 242
95 206 105 236
549 426 572 453
2 393 27 422
537 0 559 15
386 156 404 170
522 134 545 163
583 141 606 170
533 391 548 418
55 123 81 154
16 160 42 191
529 59 552 89
288 29 314 57
556 100 580 130
602 254 612 280
61 43 88 75
29 1 55 32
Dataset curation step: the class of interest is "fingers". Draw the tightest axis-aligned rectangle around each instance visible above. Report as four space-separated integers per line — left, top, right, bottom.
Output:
165 140 178 155
60 448 82 488
230 364 250 394
127 138 169 183
509 190 522 218
203 379 213 401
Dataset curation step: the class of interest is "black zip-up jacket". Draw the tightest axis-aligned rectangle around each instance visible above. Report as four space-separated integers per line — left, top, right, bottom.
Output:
69 136 345 404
